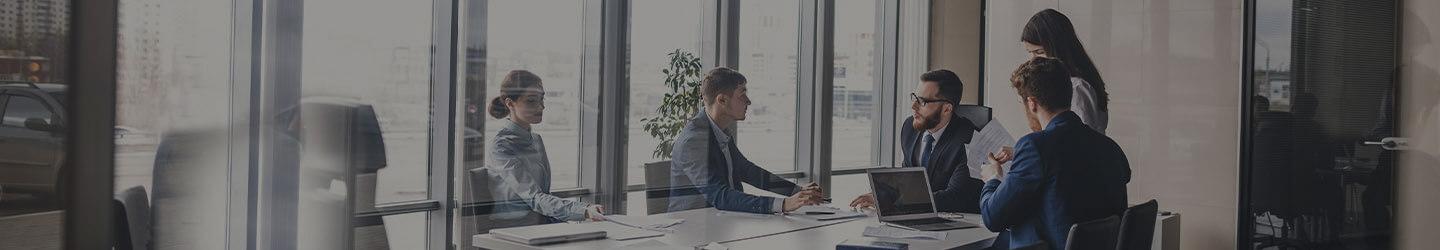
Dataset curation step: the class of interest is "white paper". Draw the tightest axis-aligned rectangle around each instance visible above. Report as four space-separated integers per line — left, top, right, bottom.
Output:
582 221 666 240
787 205 867 220
608 239 689 250
605 215 685 230
965 119 1017 178
863 225 947 240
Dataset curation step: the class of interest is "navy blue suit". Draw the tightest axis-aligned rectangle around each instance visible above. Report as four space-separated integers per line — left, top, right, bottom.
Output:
980 111 1131 249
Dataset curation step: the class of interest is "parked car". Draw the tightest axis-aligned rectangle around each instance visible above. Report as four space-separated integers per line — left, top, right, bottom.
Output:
0 82 67 206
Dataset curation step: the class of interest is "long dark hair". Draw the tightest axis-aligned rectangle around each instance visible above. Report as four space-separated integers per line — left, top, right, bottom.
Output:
1022 9 1109 112
488 70 544 119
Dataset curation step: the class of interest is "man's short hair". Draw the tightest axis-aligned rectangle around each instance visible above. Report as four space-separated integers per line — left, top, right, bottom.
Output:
920 69 964 103
701 67 748 105
1009 57 1073 111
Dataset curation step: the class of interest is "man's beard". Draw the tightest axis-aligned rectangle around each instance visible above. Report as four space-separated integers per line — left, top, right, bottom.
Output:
912 109 943 131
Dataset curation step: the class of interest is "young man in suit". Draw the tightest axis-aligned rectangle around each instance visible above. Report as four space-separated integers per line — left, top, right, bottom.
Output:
668 67 824 214
979 57 1131 249
850 69 986 213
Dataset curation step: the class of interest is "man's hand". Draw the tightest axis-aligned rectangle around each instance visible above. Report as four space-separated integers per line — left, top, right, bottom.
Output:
849 193 876 210
782 188 823 212
584 204 606 221
982 147 1013 182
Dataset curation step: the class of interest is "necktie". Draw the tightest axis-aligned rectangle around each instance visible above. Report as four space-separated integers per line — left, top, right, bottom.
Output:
921 134 935 168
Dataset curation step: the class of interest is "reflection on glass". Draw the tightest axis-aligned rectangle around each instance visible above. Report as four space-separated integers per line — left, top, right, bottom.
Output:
831 0 879 168
737 0 800 173
627 0 703 189
1246 0 1398 249
0 0 68 247
459 0 593 237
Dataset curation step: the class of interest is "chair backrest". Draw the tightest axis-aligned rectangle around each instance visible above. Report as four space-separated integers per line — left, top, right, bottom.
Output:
466 168 548 233
1065 215 1121 250
644 160 707 214
114 186 151 250
951 104 993 130
1117 200 1159 250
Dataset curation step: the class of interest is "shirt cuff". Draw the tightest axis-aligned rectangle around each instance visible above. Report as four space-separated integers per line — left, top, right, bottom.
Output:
771 197 786 213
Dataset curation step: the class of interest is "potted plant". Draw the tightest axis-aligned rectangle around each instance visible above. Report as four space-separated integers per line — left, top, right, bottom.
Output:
642 49 704 161
640 50 703 212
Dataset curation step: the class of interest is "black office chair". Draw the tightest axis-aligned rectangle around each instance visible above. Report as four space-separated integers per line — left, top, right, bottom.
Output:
952 105 993 130
1117 200 1158 250
645 161 708 214
113 186 151 250
1065 215 1120 250
466 168 550 233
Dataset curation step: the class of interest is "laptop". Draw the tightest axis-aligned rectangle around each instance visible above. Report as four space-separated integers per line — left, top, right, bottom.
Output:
489 222 608 246
867 167 980 231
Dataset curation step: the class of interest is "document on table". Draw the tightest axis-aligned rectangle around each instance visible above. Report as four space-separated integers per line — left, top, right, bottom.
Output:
787 205 867 221
965 120 1017 178
863 225 948 240
580 221 665 240
607 239 689 250
605 215 685 230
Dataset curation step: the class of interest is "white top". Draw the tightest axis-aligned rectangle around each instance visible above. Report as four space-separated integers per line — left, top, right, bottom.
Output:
1070 77 1108 134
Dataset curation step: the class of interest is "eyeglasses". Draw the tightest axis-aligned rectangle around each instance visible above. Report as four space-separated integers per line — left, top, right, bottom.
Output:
910 93 952 106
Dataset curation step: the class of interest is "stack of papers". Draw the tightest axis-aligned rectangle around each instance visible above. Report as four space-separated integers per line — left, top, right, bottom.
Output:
580 221 666 240
965 120 1016 178
863 225 947 240
607 239 689 250
788 205 867 221
606 215 685 230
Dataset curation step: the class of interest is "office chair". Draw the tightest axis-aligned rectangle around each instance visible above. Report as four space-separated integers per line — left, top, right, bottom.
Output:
645 161 708 214
1117 200 1158 250
952 104 993 130
113 186 151 250
1065 215 1120 250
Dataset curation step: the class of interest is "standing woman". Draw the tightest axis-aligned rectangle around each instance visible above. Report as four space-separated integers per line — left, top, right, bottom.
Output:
485 70 604 223
1020 9 1110 134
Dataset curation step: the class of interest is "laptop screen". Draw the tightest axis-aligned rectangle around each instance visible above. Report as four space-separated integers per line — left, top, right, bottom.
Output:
869 168 936 217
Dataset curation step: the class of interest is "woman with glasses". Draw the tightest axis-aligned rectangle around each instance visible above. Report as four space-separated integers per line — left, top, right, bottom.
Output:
483 70 604 224
1020 9 1110 134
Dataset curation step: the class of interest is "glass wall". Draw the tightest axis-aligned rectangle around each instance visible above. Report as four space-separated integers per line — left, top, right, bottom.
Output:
39 0 927 248
626 0 703 194
736 0 801 173
831 0 881 169
1244 0 1400 248
0 0 68 248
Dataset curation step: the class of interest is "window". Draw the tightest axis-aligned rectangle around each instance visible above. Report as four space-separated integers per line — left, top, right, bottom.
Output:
458 0 592 236
736 0 801 173
831 0 881 169
294 0 439 248
2 96 51 126
113 0 234 248
626 0 704 188
473 0 586 190
302 0 434 204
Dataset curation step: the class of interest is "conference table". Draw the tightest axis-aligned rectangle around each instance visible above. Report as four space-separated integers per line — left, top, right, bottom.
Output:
472 207 998 250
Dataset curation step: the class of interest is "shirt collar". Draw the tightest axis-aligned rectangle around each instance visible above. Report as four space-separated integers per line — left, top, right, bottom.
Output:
700 109 733 144
1045 110 1081 131
500 118 532 138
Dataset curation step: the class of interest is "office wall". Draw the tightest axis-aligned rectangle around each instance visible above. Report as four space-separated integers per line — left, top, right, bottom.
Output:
982 0 1242 249
1397 0 1440 248
929 0 983 104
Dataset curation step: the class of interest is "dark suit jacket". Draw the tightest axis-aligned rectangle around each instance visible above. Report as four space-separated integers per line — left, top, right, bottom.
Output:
668 110 801 213
899 114 985 213
979 111 1131 250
